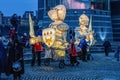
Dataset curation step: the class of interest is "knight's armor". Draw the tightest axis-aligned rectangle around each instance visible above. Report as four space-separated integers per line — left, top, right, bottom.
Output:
75 13 95 47
47 5 69 58
29 5 69 60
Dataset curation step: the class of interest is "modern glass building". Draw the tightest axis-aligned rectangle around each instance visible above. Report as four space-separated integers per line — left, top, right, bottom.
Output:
111 0 120 42
38 0 113 43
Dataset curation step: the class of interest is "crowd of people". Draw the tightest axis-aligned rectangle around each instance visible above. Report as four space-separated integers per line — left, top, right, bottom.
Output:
0 14 27 80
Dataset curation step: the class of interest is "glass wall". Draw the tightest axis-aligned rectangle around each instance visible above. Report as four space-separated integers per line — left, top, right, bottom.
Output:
91 0 109 10
45 0 109 10
62 0 90 9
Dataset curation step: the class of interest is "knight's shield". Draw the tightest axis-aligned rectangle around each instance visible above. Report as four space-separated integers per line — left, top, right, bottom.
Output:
42 28 55 47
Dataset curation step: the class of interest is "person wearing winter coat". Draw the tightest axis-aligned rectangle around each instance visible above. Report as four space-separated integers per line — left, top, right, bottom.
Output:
31 42 43 66
103 40 111 56
0 41 7 77
6 40 24 80
78 36 88 62
68 39 79 66
10 14 19 32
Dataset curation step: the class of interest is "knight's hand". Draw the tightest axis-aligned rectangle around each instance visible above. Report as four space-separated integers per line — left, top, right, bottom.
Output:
64 42 69 48
29 37 36 45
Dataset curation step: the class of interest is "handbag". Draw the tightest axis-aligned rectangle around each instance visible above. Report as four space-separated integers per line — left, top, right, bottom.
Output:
12 61 22 72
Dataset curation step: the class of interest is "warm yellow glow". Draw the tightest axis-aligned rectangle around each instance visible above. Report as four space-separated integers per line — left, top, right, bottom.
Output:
48 5 66 21
29 14 36 38
45 37 52 45
75 14 95 47
47 5 69 57
29 14 42 45
42 28 56 47
56 50 65 57
48 9 58 21
29 38 36 45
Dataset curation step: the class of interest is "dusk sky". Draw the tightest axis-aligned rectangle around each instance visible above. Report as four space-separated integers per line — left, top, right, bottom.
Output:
0 0 37 16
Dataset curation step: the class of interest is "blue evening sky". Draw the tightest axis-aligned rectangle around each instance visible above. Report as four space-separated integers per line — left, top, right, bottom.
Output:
0 0 37 16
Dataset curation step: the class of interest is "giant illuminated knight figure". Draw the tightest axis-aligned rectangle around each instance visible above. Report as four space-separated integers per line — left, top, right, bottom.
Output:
46 5 69 58
29 5 69 59
75 13 95 48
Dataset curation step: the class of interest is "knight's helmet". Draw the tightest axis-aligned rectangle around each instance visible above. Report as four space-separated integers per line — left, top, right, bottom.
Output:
79 13 89 26
48 5 66 21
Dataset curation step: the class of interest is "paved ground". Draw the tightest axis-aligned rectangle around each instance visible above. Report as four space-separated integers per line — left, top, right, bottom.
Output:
1 53 120 80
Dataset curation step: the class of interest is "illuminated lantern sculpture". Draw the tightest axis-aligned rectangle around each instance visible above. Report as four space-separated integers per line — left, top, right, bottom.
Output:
29 5 69 60
46 5 69 58
75 13 96 49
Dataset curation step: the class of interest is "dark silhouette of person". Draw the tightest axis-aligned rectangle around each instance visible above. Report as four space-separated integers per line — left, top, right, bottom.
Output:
10 14 19 32
6 40 24 80
68 39 79 66
78 36 88 62
0 41 7 77
103 40 111 56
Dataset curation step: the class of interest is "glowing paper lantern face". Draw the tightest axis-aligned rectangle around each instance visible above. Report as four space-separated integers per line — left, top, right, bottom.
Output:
79 14 89 26
42 28 56 47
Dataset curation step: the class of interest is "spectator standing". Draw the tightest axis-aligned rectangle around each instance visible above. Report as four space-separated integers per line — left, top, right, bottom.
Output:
78 36 88 62
10 14 19 32
31 42 43 66
6 41 24 80
22 33 29 48
0 41 7 78
9 27 15 41
103 40 111 56
68 39 79 66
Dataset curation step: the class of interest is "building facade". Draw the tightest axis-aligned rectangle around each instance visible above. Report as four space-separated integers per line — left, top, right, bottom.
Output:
38 0 113 43
111 0 120 42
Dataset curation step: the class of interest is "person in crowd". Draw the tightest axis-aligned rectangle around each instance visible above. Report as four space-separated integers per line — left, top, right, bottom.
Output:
6 40 24 80
2 38 9 53
36 28 42 37
114 46 120 61
10 14 19 32
31 42 43 66
78 36 88 62
9 27 16 41
22 33 30 48
5 39 15 76
0 41 7 78
103 40 111 56
68 39 79 66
